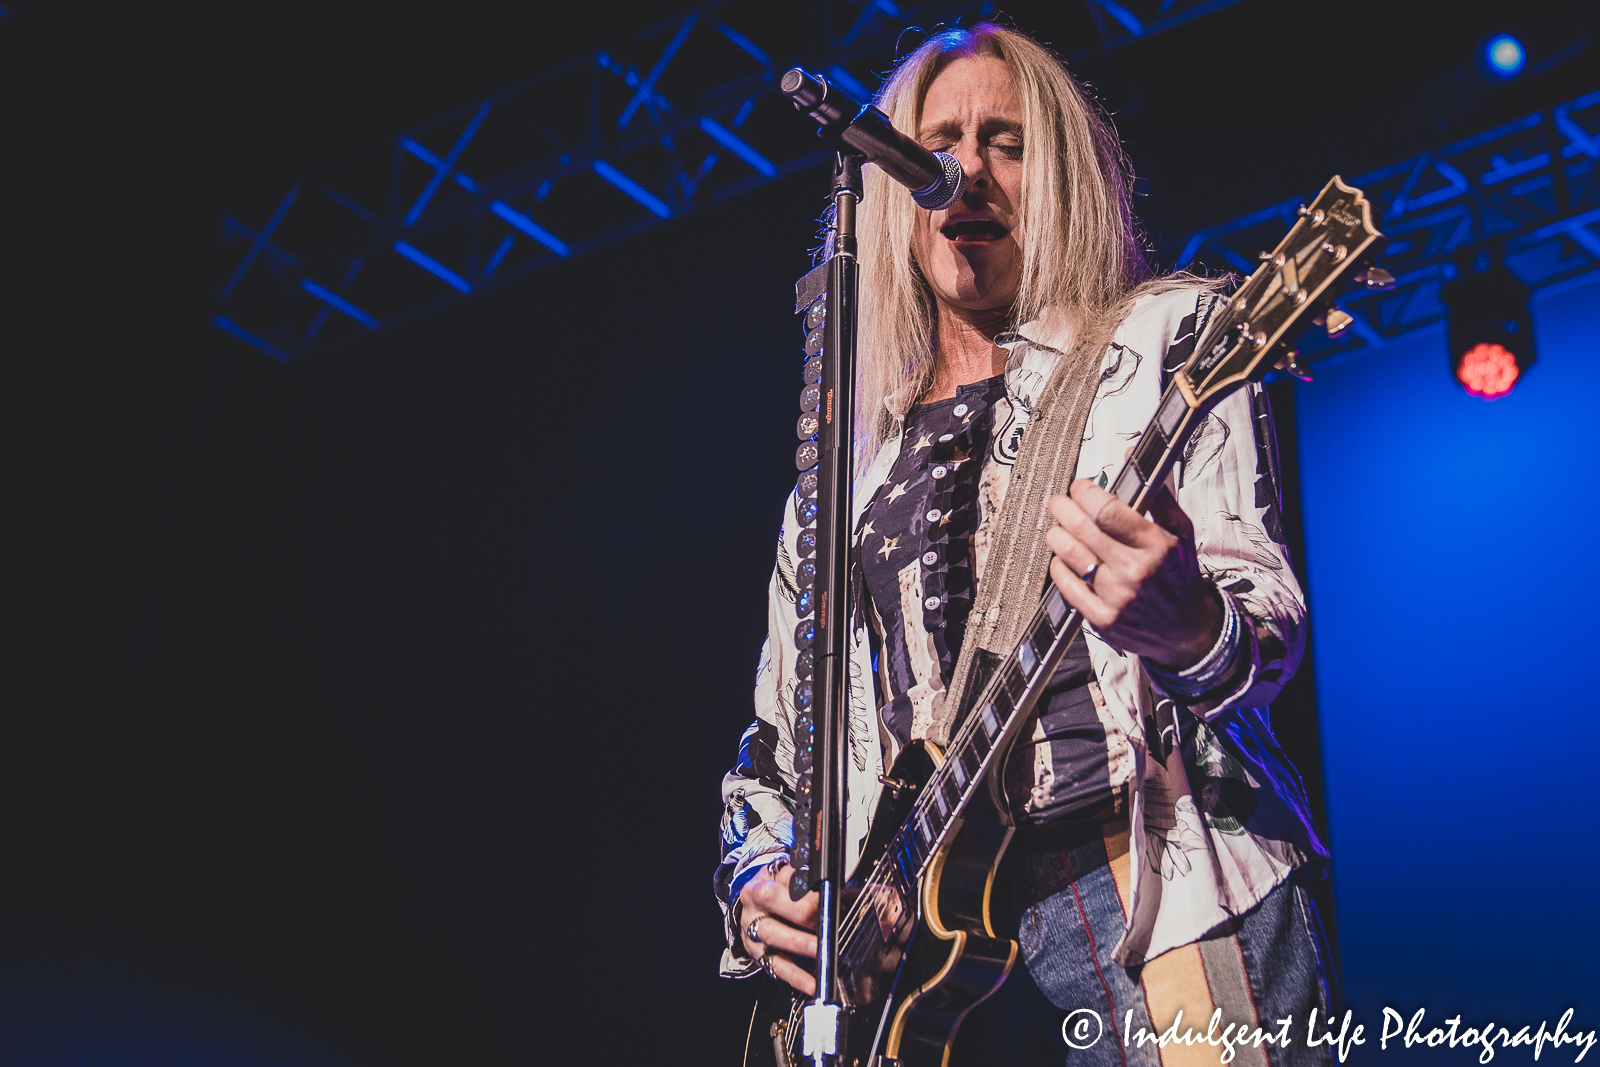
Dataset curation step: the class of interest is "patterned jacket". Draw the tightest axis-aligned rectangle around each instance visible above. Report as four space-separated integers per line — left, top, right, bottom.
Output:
715 287 1327 975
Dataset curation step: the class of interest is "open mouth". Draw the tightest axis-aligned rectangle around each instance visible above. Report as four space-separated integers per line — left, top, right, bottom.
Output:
941 219 1007 243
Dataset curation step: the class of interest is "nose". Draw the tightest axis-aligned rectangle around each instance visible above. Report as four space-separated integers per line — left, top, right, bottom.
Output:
952 133 991 192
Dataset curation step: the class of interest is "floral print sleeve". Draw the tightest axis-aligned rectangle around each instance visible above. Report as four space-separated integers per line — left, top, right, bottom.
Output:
712 531 802 977
1163 382 1306 721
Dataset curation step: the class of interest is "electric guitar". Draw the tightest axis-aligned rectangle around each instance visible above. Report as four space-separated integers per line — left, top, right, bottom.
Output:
745 176 1388 1067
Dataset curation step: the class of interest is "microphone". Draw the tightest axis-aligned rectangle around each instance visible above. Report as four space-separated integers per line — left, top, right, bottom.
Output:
780 68 965 211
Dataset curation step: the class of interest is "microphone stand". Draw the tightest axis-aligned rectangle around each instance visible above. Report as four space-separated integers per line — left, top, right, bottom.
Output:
780 65 959 1065
797 149 862 1067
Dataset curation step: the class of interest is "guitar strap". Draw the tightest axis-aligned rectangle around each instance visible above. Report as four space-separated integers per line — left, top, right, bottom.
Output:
928 314 1114 748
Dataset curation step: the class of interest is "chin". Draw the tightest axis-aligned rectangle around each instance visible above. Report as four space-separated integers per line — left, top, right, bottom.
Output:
933 266 1020 312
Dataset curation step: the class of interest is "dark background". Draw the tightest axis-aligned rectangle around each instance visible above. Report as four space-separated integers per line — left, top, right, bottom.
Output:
4 1 1594 1063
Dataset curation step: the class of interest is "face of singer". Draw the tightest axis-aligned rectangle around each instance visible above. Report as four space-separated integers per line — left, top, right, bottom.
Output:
911 54 1026 315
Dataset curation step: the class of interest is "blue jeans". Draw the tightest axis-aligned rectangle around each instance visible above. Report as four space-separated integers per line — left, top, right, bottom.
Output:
950 823 1334 1067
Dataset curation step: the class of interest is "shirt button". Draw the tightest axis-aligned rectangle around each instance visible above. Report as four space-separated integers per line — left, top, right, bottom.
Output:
953 404 968 416
924 596 941 610
939 434 954 442
931 465 948 479
925 509 942 523
922 551 938 566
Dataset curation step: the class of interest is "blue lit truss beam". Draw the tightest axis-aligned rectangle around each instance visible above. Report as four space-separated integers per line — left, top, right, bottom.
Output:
210 0 1304 361
1174 89 1600 365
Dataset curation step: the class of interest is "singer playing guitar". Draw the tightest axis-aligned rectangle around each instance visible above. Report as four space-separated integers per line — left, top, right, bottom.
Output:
716 24 1333 1066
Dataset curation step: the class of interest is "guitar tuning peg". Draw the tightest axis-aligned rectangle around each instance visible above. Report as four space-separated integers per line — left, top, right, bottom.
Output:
1258 250 1273 261
1359 266 1396 291
1323 306 1354 338
1274 350 1313 382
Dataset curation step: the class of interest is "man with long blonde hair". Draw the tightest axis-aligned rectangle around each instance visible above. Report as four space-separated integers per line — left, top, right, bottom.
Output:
717 22 1331 1064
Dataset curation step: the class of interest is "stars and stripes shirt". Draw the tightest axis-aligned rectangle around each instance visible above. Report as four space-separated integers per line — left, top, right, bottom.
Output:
715 288 1328 975
857 373 1121 828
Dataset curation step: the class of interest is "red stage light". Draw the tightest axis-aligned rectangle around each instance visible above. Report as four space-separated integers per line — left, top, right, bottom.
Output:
1441 264 1536 401
1455 342 1521 399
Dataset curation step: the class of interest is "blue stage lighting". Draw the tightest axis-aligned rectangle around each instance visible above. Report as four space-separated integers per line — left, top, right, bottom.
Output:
1485 34 1525 77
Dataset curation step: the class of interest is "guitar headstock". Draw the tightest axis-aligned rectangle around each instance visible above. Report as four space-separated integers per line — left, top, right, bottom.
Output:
1175 176 1385 407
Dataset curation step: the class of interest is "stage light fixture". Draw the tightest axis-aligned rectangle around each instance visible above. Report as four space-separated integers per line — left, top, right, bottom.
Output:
1440 264 1535 401
1485 34 1525 77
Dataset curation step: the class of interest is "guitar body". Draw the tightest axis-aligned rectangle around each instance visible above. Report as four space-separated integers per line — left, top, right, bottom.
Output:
745 741 1019 1067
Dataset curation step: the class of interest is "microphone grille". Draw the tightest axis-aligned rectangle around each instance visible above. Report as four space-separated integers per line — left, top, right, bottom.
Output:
911 152 965 211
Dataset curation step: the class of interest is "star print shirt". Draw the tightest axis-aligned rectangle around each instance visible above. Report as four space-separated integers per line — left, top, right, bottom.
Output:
858 375 1118 826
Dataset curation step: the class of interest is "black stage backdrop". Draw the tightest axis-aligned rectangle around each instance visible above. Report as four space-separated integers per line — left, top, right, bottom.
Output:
5 1 1593 1063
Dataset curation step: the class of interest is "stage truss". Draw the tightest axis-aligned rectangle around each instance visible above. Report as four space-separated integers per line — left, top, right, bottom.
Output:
210 0 1597 365
1178 89 1600 367
211 0 1252 360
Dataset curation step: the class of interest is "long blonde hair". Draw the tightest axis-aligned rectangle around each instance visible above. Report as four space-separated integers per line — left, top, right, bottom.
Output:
855 23 1203 468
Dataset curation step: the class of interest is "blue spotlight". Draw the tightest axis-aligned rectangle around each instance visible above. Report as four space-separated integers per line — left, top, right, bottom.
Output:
1485 34 1525 77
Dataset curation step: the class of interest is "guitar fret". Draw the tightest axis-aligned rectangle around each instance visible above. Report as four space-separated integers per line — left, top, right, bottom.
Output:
1133 423 1167 477
981 701 1001 739
902 831 928 876
933 781 949 818
951 751 968 788
897 836 917 880
1112 463 1143 504
887 858 910 897
1016 639 1037 676
915 809 934 850
1030 615 1054 658
967 729 991 761
1157 386 1188 438
1046 589 1068 627
940 778 959 817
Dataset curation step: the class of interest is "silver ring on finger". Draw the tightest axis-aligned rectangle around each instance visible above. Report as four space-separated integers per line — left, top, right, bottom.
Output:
747 916 763 945
1080 561 1100 587
760 952 779 975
